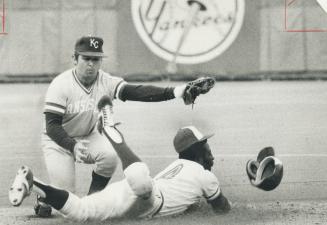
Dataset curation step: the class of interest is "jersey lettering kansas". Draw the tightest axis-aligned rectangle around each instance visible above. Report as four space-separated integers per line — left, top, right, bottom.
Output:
154 159 220 217
44 69 125 137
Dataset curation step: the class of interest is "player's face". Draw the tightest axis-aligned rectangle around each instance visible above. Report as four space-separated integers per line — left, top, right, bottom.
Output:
75 55 102 83
200 142 214 171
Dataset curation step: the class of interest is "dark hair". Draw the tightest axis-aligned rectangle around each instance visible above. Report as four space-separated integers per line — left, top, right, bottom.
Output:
178 140 207 161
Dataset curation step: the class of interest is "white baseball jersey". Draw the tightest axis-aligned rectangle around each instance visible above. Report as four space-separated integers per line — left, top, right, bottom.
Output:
44 69 125 137
59 159 220 221
154 159 220 217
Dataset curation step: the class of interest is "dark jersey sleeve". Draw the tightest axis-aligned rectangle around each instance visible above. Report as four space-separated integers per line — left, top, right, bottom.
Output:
45 112 76 152
118 84 176 102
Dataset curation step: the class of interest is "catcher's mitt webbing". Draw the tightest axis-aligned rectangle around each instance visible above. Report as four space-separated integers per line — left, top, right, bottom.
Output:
183 77 215 106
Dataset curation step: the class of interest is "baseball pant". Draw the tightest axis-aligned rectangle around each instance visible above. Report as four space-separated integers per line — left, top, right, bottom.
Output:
58 162 163 221
41 129 118 192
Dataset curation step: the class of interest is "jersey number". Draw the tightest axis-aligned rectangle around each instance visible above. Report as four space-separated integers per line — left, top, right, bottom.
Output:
157 164 183 179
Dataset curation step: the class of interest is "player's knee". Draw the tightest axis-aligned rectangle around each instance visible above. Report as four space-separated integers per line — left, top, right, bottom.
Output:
124 162 153 199
48 173 75 192
95 151 118 177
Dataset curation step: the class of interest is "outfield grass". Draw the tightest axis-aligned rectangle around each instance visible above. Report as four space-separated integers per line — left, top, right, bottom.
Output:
1 81 327 225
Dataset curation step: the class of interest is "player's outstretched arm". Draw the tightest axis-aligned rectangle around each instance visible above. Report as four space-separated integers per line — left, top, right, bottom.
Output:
208 192 231 214
118 77 215 105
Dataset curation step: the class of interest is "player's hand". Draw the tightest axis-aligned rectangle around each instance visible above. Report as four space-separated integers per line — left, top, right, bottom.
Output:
74 140 90 163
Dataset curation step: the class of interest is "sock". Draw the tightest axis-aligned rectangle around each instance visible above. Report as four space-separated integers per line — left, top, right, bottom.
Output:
33 180 69 210
87 171 110 195
109 141 141 170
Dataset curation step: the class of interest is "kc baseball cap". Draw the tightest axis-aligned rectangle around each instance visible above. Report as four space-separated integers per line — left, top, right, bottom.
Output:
174 126 214 153
74 36 106 57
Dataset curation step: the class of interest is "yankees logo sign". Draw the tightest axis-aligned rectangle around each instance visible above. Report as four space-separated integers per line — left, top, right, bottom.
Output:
0 0 8 35
131 0 245 64
90 38 99 48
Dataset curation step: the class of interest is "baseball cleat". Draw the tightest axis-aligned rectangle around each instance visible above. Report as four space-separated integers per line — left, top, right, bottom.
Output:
34 196 52 217
97 95 123 143
9 166 33 206
98 95 115 127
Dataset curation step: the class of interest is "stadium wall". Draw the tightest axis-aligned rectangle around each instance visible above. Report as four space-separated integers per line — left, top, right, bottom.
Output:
260 0 327 72
0 0 327 82
0 0 118 77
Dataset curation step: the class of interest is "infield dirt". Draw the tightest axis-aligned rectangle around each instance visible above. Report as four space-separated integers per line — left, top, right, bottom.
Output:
1 81 327 225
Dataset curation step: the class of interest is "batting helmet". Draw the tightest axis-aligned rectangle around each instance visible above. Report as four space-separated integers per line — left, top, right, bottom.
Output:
246 147 283 191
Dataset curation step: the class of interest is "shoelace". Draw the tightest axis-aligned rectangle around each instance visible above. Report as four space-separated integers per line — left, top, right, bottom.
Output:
102 105 114 127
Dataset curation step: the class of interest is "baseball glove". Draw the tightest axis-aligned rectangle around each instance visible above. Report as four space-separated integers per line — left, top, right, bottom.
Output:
183 77 215 105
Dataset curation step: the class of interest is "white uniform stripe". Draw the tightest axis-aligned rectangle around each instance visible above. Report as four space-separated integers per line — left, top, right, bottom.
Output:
44 105 65 114
206 187 221 201
45 102 66 109
115 81 127 100
72 70 93 94
183 126 204 140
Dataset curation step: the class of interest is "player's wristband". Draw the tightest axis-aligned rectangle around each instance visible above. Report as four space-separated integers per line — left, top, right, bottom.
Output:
174 84 187 98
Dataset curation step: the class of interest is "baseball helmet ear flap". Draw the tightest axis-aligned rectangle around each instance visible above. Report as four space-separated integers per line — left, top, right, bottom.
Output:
251 156 283 191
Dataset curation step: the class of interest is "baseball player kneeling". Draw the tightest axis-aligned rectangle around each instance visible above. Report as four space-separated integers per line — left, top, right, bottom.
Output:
9 96 230 221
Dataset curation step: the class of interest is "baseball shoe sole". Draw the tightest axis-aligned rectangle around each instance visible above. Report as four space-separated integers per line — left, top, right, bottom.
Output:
9 166 33 206
98 95 123 143
101 105 123 144
103 126 123 144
